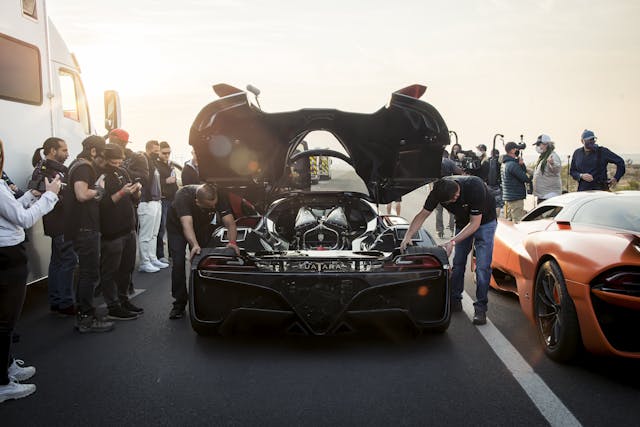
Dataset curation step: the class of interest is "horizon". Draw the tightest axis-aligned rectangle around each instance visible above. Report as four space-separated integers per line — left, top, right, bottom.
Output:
45 0 640 164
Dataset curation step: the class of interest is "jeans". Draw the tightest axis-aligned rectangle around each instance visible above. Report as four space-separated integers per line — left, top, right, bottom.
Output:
168 231 188 309
0 243 28 385
156 198 171 259
451 220 497 313
100 231 136 308
72 231 101 315
138 200 162 265
48 235 77 309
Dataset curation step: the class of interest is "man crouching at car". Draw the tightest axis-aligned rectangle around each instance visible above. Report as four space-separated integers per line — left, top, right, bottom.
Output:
166 183 238 320
400 176 497 325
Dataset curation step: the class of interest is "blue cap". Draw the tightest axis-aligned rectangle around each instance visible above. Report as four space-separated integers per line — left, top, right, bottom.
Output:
581 129 596 141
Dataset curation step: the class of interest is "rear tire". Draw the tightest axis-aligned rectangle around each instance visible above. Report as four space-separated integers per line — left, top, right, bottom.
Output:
190 314 220 336
534 260 581 362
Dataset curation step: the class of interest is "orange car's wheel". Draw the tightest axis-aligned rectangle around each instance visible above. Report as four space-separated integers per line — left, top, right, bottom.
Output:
534 260 581 362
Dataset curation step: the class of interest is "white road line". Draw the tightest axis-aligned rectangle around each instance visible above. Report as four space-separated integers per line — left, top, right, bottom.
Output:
462 292 582 427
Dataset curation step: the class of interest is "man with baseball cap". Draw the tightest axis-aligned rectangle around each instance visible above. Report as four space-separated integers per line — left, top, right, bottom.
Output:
532 134 562 203
108 128 148 184
64 136 114 333
569 130 625 191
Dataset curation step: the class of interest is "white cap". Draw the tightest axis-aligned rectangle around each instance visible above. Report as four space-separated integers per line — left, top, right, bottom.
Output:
535 134 552 145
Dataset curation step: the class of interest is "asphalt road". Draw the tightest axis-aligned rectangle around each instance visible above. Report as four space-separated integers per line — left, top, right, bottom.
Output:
3 174 639 426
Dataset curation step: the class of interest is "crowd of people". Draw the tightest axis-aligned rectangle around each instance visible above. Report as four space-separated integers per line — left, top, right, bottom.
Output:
402 129 625 326
0 128 240 403
0 128 627 402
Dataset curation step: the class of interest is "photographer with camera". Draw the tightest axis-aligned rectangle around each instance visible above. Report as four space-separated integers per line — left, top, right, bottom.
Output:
30 137 77 316
501 141 531 223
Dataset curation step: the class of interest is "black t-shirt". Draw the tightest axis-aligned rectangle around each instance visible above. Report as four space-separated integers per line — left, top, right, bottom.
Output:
424 175 496 227
64 159 100 240
167 185 232 246
99 166 136 240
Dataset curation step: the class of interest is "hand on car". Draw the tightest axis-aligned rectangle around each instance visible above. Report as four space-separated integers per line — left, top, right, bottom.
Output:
226 242 240 256
190 245 201 260
441 240 455 257
400 238 412 252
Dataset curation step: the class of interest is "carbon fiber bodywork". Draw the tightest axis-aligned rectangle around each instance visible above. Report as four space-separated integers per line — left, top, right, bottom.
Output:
190 243 451 336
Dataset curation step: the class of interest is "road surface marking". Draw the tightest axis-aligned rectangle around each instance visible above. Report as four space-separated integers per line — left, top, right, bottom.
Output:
462 292 582 427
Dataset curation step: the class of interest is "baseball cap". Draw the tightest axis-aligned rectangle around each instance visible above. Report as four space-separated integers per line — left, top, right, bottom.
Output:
103 144 125 161
581 129 596 141
535 134 552 145
476 144 487 152
505 141 518 152
109 128 130 143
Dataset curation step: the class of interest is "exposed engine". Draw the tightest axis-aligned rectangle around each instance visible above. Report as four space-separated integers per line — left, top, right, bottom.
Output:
293 206 350 250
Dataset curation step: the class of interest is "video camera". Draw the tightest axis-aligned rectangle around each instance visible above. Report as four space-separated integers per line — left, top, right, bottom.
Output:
28 160 67 193
459 150 481 171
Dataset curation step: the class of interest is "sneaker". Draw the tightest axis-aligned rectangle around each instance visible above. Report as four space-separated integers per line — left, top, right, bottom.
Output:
106 305 139 321
158 257 170 264
56 305 77 317
151 259 169 269
450 299 463 313
169 306 185 319
75 314 115 333
0 379 36 403
472 310 487 325
121 300 144 314
8 359 35 382
139 262 160 273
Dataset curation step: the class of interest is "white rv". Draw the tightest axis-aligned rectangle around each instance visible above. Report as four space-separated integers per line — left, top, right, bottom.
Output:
1 0 120 283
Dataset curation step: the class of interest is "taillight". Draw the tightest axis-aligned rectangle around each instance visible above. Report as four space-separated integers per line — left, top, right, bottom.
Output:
198 256 257 271
384 255 442 271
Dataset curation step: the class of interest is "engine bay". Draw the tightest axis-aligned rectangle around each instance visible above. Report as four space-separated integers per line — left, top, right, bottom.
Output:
263 193 378 251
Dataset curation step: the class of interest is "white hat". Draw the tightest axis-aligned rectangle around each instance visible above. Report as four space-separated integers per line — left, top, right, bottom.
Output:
535 134 552 145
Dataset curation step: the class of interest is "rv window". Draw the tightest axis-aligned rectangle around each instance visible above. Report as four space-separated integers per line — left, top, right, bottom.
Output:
0 34 42 105
59 69 91 134
22 0 38 19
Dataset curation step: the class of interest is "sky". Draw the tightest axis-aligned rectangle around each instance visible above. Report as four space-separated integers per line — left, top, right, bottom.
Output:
46 0 640 164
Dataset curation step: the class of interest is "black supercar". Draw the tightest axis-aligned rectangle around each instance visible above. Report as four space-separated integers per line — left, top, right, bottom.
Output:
188 84 452 336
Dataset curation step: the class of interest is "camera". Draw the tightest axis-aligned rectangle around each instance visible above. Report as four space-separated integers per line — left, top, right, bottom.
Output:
459 150 481 171
515 142 527 151
28 159 66 193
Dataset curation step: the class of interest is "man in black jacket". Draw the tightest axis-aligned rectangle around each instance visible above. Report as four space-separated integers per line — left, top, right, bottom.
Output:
30 137 77 315
570 129 625 191
156 141 179 262
98 145 143 320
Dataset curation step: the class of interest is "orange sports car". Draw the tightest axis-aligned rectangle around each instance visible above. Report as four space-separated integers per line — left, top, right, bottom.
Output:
489 191 640 362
